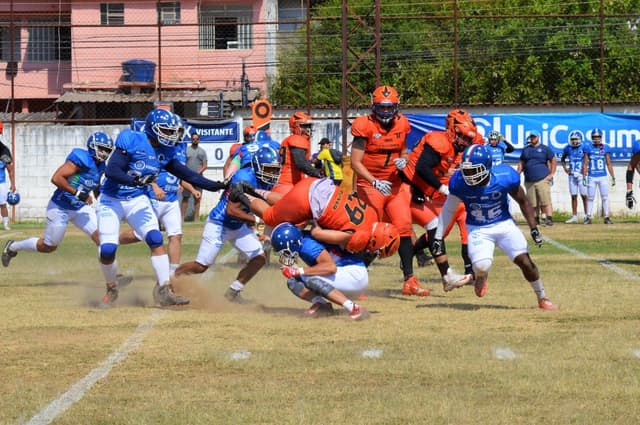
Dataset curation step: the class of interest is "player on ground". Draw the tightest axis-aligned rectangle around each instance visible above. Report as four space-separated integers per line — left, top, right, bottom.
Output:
97 109 227 307
271 222 378 320
435 144 557 310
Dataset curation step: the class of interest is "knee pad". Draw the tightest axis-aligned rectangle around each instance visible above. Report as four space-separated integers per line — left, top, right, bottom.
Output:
305 277 335 298
474 258 493 275
144 229 164 248
287 277 306 298
99 243 118 262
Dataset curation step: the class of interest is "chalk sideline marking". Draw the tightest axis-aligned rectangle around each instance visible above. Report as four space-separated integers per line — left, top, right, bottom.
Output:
25 310 164 425
545 237 640 283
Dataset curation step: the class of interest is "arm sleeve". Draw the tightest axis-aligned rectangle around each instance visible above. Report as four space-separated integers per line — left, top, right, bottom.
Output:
351 136 366 151
434 194 461 239
166 158 225 192
415 144 444 189
105 148 137 186
291 147 323 177
503 140 515 153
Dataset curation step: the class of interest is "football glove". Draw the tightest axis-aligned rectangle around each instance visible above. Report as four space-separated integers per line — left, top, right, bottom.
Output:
393 157 407 171
372 179 392 196
75 189 90 202
133 173 156 187
626 190 636 209
530 227 543 247
610 176 616 187
281 265 304 279
438 184 450 196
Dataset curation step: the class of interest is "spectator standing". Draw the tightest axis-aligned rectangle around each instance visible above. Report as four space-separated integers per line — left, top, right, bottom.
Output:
517 131 556 226
314 137 344 186
181 132 208 221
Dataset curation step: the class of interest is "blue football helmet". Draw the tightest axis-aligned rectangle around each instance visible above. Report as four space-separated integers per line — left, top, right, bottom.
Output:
7 191 20 206
590 128 603 145
568 130 583 147
144 109 180 147
87 131 114 162
460 145 492 186
487 130 501 143
252 146 281 187
271 222 303 266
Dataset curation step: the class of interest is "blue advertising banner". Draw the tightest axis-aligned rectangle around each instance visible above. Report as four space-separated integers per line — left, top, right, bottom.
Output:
405 113 640 162
130 117 242 167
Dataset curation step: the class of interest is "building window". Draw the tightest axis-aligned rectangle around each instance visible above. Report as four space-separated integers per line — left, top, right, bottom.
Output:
26 18 71 62
0 20 21 62
100 3 124 25
278 0 306 31
199 5 253 50
158 2 181 25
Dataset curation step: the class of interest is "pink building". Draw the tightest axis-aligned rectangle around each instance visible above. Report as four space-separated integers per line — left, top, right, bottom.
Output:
0 0 298 119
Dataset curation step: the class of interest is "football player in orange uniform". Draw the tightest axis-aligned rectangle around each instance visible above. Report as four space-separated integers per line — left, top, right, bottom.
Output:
350 85 431 296
273 111 323 195
228 177 400 260
400 109 480 291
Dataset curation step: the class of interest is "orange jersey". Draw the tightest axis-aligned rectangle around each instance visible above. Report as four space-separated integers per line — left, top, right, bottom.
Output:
228 142 242 157
351 113 410 183
277 134 312 186
402 130 458 198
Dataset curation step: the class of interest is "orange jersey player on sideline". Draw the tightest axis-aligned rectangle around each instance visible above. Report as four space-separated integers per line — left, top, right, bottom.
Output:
273 111 323 195
350 85 431 297
228 177 400 260
400 109 480 291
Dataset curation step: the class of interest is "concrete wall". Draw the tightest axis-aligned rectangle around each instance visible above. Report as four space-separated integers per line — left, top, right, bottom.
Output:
3 121 639 222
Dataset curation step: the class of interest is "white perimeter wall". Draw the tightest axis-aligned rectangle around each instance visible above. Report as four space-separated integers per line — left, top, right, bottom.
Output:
3 121 639 222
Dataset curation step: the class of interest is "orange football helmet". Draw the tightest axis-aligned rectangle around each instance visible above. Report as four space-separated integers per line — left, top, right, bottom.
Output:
446 109 478 153
243 125 257 143
367 222 400 259
371 85 399 125
288 111 313 137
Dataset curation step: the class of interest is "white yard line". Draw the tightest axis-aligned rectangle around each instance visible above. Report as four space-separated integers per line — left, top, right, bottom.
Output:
24 310 164 425
545 237 640 282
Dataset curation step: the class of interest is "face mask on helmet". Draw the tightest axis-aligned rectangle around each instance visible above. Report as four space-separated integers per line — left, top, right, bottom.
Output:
371 85 399 125
487 130 501 145
460 145 492 186
144 109 180 147
289 112 313 137
87 131 114 162
568 131 583 147
271 222 303 266
366 222 400 259
591 128 603 145
252 146 281 186
244 126 257 144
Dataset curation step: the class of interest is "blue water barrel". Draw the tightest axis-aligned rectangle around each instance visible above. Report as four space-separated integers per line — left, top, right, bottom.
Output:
122 59 156 82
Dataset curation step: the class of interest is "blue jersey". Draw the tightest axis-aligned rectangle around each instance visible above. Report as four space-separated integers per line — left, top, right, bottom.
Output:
486 141 509 166
151 143 186 202
51 148 104 211
208 165 274 230
583 143 610 178
298 231 365 268
0 161 7 184
101 129 179 199
449 164 521 226
561 145 586 174
232 139 280 169
519 144 554 182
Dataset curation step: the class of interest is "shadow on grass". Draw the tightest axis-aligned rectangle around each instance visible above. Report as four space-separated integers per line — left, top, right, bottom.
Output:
416 302 517 311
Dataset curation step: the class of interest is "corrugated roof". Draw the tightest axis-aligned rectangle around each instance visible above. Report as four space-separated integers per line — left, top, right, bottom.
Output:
55 89 260 104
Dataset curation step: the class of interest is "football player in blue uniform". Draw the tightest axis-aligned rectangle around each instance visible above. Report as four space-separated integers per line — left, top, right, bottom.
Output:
175 145 281 303
581 128 615 224
224 129 280 178
560 131 588 223
485 130 514 166
0 148 16 230
2 132 113 266
271 222 371 320
624 138 640 209
98 109 227 307
434 144 557 310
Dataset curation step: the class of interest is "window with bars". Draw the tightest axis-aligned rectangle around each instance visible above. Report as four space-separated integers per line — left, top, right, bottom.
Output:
199 4 253 50
0 21 21 62
158 2 181 25
26 18 71 62
100 3 124 25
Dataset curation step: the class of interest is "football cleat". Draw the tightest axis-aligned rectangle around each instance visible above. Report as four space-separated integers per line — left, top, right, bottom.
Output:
604 217 613 225
2 239 16 267
402 275 430 296
442 268 473 292
565 216 578 224
474 274 488 298
224 287 250 304
349 304 370 321
153 282 189 306
99 282 119 308
304 302 335 318
416 251 434 267
583 216 592 224
538 297 558 310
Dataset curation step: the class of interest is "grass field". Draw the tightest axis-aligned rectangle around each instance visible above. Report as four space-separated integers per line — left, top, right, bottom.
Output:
2 220 640 425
